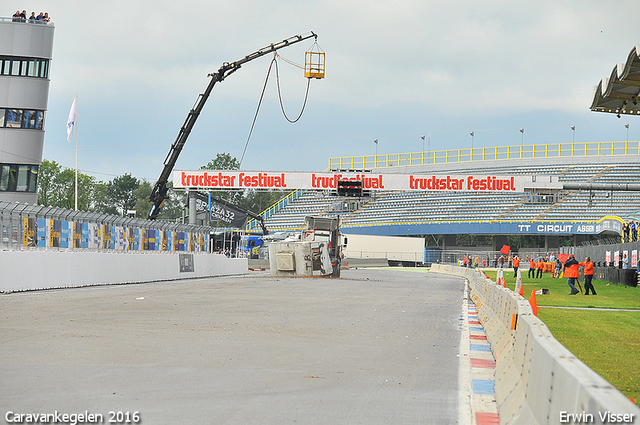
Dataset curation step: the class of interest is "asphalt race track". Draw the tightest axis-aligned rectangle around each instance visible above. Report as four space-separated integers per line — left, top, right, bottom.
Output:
1 269 467 424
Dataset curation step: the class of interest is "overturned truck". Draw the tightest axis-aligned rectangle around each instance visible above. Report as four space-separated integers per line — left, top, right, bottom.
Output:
269 216 342 278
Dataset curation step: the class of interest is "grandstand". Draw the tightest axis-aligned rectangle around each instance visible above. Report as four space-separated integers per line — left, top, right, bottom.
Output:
250 141 640 250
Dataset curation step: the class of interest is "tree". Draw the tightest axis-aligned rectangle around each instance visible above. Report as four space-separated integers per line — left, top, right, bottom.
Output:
92 182 118 215
240 189 288 215
134 180 185 220
37 159 61 207
40 166 95 210
108 173 139 216
200 153 243 205
201 153 240 171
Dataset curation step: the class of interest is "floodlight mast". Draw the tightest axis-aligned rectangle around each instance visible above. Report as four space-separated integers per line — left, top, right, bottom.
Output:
148 32 318 220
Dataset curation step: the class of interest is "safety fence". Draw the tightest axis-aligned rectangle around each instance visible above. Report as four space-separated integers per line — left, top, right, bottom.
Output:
561 241 640 286
431 264 640 424
0 201 211 252
328 140 640 170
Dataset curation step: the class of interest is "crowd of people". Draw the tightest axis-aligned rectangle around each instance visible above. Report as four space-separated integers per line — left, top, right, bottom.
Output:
459 252 559 270
11 10 50 23
458 251 602 296
622 220 639 242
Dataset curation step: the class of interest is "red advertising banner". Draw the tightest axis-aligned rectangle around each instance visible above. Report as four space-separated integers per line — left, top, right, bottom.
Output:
173 170 545 193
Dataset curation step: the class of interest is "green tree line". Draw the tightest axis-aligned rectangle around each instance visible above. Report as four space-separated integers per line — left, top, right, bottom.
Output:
37 153 287 222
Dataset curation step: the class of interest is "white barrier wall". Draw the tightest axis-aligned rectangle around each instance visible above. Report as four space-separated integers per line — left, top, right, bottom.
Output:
0 251 248 292
431 264 640 425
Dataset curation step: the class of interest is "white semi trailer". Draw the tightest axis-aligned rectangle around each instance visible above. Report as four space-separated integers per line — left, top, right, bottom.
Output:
341 233 424 267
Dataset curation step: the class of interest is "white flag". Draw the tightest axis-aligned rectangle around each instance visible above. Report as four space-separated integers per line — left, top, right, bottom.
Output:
66 95 77 141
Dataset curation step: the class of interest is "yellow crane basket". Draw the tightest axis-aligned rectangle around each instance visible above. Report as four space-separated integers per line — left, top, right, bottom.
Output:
305 43 325 79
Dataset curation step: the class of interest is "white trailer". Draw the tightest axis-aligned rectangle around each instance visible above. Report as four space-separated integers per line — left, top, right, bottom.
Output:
341 233 424 266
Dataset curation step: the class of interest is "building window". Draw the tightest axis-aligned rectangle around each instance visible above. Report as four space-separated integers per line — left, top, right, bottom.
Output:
16 165 30 191
28 166 38 192
0 109 45 129
6 109 22 127
10 60 20 76
0 56 50 79
0 164 39 193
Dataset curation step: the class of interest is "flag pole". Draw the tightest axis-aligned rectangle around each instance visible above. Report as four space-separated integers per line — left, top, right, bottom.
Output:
74 93 78 211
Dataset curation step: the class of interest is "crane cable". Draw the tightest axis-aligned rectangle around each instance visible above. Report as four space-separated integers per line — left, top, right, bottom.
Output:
238 53 312 167
238 57 275 168
274 56 311 123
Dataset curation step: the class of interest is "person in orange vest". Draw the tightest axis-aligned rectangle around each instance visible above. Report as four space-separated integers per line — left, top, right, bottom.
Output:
528 257 536 278
563 254 580 295
536 258 544 278
512 255 520 280
579 256 596 295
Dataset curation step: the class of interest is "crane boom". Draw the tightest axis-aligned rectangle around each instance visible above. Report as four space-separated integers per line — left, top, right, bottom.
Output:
148 32 318 220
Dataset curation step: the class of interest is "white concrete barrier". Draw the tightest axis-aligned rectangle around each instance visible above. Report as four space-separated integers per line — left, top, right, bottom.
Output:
0 251 248 292
430 264 640 425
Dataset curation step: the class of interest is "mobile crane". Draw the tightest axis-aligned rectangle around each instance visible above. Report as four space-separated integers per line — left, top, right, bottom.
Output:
148 32 318 220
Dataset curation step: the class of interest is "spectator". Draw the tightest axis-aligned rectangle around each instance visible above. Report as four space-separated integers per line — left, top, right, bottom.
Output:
512 255 520 280
19 10 27 22
28 12 36 22
536 258 544 278
563 255 580 295
549 252 555 262
44 12 50 22
579 257 596 295
553 259 562 278
499 255 505 268
528 257 536 278
622 253 629 269
631 220 638 242
622 221 630 243
12 10 21 21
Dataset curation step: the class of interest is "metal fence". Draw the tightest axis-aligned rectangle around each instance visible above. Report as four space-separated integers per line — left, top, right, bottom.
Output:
0 201 212 252
328 140 640 170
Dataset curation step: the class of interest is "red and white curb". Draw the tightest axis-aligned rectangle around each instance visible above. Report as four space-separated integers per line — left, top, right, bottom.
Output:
460 280 499 425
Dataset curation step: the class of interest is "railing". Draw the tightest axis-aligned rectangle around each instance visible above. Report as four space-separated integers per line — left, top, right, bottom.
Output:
0 201 211 252
246 189 304 231
0 16 53 25
328 141 640 170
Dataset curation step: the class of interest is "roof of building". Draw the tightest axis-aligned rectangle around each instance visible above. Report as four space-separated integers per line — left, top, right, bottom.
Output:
590 45 640 116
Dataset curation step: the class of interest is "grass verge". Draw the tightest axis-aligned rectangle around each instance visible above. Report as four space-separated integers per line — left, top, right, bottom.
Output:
480 268 640 406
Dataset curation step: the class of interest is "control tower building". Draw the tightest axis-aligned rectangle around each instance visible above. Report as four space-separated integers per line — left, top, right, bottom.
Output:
0 16 54 204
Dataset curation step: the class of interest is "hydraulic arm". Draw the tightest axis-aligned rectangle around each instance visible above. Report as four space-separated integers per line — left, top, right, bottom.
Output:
148 32 317 220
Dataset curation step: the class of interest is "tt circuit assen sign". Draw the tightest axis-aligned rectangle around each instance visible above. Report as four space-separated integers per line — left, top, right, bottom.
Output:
173 170 553 193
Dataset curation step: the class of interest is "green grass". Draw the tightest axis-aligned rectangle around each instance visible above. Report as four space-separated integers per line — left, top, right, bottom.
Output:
537 308 640 407
482 270 640 310
480 268 640 406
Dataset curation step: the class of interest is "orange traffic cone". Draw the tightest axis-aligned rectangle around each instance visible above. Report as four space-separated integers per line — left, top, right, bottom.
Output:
518 283 524 297
502 279 506 288
530 290 538 317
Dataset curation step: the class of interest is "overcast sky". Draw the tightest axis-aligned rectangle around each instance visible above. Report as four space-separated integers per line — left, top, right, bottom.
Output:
13 1 640 182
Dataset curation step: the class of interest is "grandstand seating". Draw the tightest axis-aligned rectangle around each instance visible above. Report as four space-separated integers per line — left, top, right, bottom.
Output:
256 157 640 232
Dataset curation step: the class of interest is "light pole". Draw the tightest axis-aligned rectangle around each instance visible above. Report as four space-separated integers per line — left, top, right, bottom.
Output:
470 132 475 161
571 125 575 143
520 128 525 146
374 139 378 156
421 135 425 152
625 123 629 141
